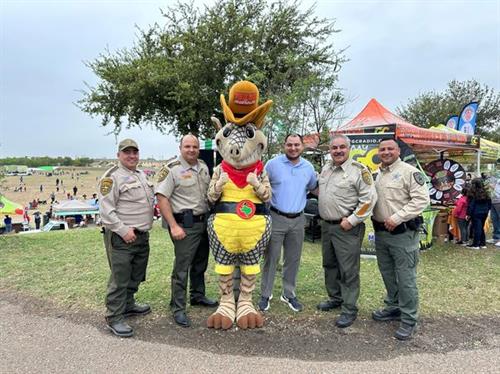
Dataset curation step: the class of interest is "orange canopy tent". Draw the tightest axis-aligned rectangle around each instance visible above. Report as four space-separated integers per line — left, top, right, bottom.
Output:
336 98 480 153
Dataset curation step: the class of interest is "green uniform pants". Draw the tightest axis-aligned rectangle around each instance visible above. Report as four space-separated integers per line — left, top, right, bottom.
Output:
321 222 365 316
104 230 150 323
169 221 209 313
375 229 420 325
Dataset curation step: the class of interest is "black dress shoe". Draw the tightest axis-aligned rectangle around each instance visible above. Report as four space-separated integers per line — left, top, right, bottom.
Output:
372 308 401 322
174 311 191 327
317 299 342 311
107 320 134 337
123 303 151 318
335 313 357 328
394 322 416 340
190 296 219 307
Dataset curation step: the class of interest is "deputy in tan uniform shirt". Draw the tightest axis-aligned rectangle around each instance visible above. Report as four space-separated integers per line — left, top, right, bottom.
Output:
371 138 429 341
155 134 218 328
317 134 377 328
99 138 155 338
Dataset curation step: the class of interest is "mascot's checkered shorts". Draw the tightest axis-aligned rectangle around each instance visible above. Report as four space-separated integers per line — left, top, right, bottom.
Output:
207 214 271 274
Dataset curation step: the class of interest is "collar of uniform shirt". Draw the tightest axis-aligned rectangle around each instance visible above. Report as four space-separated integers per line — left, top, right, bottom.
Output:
380 157 402 172
179 156 199 172
330 158 350 171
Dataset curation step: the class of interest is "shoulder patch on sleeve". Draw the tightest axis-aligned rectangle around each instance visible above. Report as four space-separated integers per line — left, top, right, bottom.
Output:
100 177 113 196
413 172 425 186
361 169 373 185
157 165 170 183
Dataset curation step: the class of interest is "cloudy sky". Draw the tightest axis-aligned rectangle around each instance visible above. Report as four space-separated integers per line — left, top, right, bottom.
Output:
1 0 499 159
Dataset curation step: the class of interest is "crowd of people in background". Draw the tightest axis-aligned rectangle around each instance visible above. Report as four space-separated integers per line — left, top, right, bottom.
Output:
2 167 160 234
451 173 500 249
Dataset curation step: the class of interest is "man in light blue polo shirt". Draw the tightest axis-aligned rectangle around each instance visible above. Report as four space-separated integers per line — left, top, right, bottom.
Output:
259 134 318 312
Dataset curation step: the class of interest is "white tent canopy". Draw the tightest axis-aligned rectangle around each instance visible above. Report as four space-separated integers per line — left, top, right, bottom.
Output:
52 200 99 216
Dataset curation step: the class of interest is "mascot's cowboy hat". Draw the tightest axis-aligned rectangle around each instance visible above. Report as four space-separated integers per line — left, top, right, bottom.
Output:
220 80 272 128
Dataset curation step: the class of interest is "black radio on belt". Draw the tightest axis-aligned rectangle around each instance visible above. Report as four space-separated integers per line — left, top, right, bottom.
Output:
406 216 424 230
173 210 206 228
180 209 194 228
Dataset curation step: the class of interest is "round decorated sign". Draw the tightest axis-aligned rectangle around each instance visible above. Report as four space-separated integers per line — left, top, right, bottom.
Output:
423 159 466 205
236 200 256 219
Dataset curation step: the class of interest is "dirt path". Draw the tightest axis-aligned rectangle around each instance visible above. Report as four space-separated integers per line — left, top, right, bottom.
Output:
2 298 500 374
1 290 499 366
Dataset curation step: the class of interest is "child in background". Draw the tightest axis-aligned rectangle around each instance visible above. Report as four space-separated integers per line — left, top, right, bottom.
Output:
453 186 469 246
466 178 492 250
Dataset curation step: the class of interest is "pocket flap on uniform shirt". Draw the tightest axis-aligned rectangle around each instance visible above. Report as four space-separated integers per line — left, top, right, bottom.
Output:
120 182 142 193
386 180 404 190
179 176 197 187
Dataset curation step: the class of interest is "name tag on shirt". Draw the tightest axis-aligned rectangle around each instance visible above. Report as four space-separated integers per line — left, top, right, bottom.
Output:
180 170 193 179
123 176 136 183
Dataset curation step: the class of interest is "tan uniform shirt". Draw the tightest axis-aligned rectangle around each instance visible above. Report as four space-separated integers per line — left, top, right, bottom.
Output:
155 156 210 215
318 159 377 226
98 163 155 238
373 158 430 225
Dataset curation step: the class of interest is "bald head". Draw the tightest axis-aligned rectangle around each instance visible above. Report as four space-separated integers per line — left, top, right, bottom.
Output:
180 134 200 166
180 134 200 148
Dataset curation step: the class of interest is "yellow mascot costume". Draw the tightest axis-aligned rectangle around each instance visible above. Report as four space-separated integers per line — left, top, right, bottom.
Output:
207 80 272 330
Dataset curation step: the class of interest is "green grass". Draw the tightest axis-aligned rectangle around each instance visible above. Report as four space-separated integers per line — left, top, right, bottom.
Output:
1 223 499 319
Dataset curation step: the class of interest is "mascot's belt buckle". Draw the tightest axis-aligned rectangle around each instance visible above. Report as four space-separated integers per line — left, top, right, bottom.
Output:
236 200 256 219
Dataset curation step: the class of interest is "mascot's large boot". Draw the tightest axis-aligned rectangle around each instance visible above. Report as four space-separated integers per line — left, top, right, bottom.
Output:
207 274 235 330
236 273 264 329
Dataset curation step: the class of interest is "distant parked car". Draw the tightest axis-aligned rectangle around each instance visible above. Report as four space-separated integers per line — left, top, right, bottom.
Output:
19 220 69 235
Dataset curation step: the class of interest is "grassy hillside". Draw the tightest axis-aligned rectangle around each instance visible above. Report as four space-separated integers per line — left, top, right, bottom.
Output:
1 223 499 318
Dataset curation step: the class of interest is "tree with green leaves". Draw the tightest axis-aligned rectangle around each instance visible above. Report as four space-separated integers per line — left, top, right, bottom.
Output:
78 0 346 141
0 157 94 167
265 68 345 157
0 170 5 192
397 79 500 142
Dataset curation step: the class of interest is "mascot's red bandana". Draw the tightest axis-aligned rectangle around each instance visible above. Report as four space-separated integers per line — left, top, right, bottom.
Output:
221 160 264 188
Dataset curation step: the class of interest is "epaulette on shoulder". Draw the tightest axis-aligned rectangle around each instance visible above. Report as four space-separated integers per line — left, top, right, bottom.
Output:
167 160 181 168
102 165 118 178
351 160 366 169
198 159 207 166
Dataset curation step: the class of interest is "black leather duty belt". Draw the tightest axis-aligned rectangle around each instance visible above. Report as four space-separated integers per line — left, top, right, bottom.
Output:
173 213 206 223
323 219 342 225
372 218 422 235
214 202 269 215
270 206 302 219
133 228 148 235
